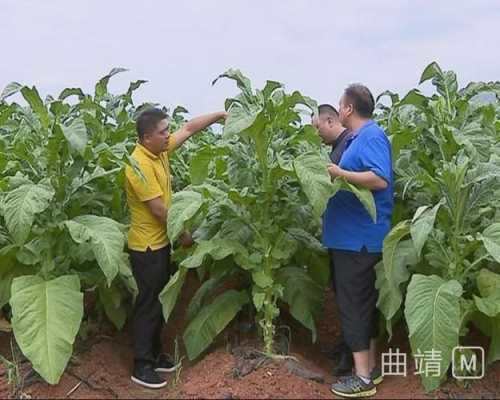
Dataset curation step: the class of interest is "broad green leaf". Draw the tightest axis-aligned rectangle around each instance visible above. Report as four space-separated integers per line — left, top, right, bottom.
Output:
2 182 55 244
477 269 500 298
271 233 297 261
276 267 323 342
474 292 500 317
287 228 324 253
400 89 427 108
252 270 274 288
167 190 204 243
190 147 212 185
61 118 88 155
58 88 85 100
376 90 400 105
411 201 442 257
1 82 22 101
119 261 138 301
64 215 126 285
212 69 253 100
186 274 228 322
252 290 266 311
337 178 377 223
481 223 500 263
293 153 335 218
304 251 330 288
159 267 187 323
183 289 249 360
181 239 248 269
405 275 463 392
223 104 262 137
95 67 128 98
10 275 83 384
376 238 417 338
419 62 443 84
262 80 283 100
98 283 126 330
0 250 35 309
21 86 50 129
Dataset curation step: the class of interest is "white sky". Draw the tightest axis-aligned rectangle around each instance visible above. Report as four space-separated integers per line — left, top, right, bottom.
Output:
1 0 499 115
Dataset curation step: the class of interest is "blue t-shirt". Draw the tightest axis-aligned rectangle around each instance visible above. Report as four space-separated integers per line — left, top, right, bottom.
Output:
322 120 394 253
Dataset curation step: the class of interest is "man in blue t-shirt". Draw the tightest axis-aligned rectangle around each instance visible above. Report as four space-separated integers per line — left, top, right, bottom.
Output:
325 84 394 398
312 104 355 376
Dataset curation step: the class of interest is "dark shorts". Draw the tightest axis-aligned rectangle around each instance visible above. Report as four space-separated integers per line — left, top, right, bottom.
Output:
329 247 381 352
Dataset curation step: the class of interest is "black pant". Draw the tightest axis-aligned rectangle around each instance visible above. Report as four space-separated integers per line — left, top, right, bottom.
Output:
330 247 381 352
129 246 171 367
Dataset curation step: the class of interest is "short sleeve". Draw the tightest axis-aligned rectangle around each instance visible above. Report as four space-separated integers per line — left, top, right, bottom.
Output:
125 162 162 202
359 135 392 184
167 134 177 155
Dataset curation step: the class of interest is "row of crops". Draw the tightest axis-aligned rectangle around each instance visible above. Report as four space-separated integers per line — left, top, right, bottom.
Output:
0 63 499 392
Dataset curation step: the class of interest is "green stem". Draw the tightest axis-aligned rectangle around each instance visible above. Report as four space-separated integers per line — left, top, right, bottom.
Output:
463 254 490 277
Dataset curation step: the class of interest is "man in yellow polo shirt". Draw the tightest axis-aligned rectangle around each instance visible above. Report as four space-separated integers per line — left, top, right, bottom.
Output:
125 107 226 389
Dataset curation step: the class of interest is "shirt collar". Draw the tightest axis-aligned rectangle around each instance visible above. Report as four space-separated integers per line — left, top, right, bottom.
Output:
347 119 374 142
331 128 350 148
137 143 159 160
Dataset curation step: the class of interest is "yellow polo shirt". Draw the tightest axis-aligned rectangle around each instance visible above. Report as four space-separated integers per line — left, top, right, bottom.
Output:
125 136 176 251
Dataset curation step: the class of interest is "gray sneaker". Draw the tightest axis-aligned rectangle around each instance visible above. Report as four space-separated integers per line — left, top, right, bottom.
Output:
331 374 376 398
371 366 383 385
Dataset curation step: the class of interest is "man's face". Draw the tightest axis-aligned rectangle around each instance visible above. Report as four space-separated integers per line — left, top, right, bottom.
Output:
338 95 353 127
144 119 170 154
312 114 337 144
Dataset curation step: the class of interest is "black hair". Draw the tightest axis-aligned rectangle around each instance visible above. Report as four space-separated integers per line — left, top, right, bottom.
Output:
317 103 339 118
343 84 375 118
136 108 168 140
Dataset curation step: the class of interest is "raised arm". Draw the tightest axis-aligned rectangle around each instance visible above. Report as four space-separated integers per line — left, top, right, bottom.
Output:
171 111 227 150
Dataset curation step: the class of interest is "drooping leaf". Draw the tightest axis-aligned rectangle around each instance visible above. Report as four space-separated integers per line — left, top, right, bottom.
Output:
64 215 127 285
167 190 205 243
186 273 229 322
337 178 377 223
127 80 148 96
293 153 335 218
276 267 324 342
159 267 187 323
10 275 83 385
20 86 50 129
181 239 249 269
2 182 55 244
404 274 463 392
95 67 128 98
212 69 253 100
58 88 85 101
400 89 427 108
98 283 126 330
1 82 23 101
376 238 417 338
61 118 88 155
183 289 249 360
411 201 442 257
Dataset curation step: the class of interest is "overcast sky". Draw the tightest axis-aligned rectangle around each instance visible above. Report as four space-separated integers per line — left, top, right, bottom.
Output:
1 0 499 115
